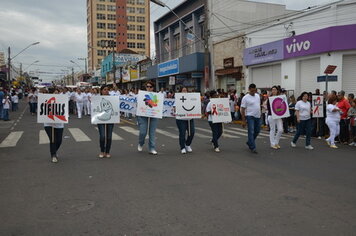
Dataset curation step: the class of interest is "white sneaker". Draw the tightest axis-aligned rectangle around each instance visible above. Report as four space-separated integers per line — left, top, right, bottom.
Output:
317 136 322 140
51 157 58 163
291 142 296 148
305 145 314 150
181 148 187 154
185 146 192 153
137 145 143 152
349 142 356 146
149 150 158 155
214 147 220 153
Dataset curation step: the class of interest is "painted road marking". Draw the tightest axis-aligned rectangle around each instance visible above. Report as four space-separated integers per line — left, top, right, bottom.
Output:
229 127 286 139
156 129 179 139
94 127 123 140
195 127 240 139
39 130 49 144
0 131 24 148
68 128 91 142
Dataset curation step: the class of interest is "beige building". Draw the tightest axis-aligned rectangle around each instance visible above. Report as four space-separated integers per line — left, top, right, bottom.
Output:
87 0 150 72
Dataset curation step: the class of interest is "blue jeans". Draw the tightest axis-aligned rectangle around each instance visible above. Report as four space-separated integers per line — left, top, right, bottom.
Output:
176 119 195 149
12 103 18 111
2 109 9 121
137 116 158 151
246 116 261 150
208 121 222 148
97 124 114 153
0 104 3 119
30 103 37 114
293 119 312 146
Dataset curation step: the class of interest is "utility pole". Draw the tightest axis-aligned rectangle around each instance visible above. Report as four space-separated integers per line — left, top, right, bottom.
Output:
7 47 11 90
204 0 210 91
72 67 75 85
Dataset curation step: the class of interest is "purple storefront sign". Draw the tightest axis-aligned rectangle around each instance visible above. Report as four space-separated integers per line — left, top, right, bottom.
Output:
243 40 283 66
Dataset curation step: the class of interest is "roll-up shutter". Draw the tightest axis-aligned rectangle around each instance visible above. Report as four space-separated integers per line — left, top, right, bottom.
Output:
298 58 320 94
251 64 281 89
342 55 356 95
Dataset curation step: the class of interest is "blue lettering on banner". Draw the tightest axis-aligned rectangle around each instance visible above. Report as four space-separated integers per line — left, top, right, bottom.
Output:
158 59 179 77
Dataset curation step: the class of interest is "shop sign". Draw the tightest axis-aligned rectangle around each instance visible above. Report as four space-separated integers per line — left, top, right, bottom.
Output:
158 58 179 77
223 57 234 68
243 40 284 66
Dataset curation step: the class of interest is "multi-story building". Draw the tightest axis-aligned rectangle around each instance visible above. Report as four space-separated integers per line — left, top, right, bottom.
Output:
87 0 150 72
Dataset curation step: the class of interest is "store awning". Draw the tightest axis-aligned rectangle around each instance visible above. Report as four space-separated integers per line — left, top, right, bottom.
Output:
215 66 242 76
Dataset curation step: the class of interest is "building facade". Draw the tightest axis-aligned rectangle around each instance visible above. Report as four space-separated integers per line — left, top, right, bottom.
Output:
87 0 150 72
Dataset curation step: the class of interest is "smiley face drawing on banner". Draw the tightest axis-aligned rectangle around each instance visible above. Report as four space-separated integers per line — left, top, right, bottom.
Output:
269 95 290 119
175 93 202 120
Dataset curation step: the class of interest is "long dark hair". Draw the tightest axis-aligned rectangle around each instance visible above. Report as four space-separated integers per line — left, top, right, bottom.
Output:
100 85 109 95
297 92 309 101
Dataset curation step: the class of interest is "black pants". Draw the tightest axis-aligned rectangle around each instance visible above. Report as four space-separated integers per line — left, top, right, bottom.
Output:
176 119 195 149
209 122 222 148
312 118 326 137
98 124 114 153
44 127 64 157
339 119 350 143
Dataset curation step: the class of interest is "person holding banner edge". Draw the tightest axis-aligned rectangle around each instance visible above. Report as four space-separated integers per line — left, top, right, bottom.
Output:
267 86 284 149
206 90 223 153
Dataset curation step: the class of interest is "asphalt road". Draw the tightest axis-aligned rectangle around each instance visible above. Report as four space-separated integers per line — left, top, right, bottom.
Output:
1 102 356 235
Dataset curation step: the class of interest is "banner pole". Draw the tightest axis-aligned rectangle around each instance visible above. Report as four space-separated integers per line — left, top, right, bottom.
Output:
317 118 319 134
222 123 225 138
148 117 150 137
188 119 191 137
105 124 107 150
52 127 55 144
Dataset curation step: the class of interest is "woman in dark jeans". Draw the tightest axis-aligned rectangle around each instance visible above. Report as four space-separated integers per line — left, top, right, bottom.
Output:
97 85 114 158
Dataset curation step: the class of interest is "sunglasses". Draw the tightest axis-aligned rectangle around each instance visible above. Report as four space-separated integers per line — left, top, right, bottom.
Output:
146 85 153 88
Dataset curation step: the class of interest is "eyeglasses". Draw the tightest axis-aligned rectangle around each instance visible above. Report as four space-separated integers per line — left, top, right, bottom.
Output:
146 86 153 88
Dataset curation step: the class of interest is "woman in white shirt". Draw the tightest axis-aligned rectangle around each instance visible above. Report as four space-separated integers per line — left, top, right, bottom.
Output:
75 89 85 118
325 95 342 148
291 92 314 150
267 86 283 149
11 93 19 111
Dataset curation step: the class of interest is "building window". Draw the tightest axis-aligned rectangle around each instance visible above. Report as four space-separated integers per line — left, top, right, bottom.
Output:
136 0 145 5
137 25 145 31
127 24 135 31
97 50 106 56
127 33 136 39
99 0 105 2
127 0 135 4
97 4 105 11
137 43 145 49
107 14 116 20
127 42 136 48
137 16 145 22
107 5 116 11
137 34 145 40
108 23 116 29
97 32 106 38
96 13 106 20
138 51 146 55
127 7 135 13
127 16 135 22
137 8 145 14
108 32 116 38
97 22 106 29
108 0 116 2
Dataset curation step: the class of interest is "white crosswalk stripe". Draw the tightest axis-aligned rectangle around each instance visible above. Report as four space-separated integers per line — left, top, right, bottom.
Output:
119 126 140 136
39 130 49 144
195 127 240 139
229 127 286 139
94 127 123 140
156 129 179 139
0 131 24 148
68 128 91 142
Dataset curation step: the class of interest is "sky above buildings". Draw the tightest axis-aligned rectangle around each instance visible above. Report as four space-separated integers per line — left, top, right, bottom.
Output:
0 0 338 82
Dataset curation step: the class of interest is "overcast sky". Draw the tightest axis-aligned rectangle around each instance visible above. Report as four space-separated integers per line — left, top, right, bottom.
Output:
0 0 338 82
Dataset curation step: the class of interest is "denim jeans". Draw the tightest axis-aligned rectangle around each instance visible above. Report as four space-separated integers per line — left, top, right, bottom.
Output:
176 119 195 149
97 124 114 153
44 127 64 156
292 119 312 146
0 104 3 119
137 116 158 151
30 102 37 114
2 109 9 121
12 103 18 111
208 121 222 148
246 116 261 150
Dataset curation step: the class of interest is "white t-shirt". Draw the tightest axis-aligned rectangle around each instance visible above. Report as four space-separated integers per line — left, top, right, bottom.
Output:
326 104 341 122
75 93 85 103
206 101 213 122
11 95 19 103
110 90 120 96
295 100 311 120
2 97 11 109
241 93 261 118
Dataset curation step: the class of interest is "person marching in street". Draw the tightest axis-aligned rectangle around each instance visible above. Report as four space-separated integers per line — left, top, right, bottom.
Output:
176 87 195 154
83 88 90 116
43 88 65 163
206 90 222 153
267 86 283 149
348 98 356 146
291 92 314 150
75 89 85 118
241 83 261 154
337 90 351 144
11 91 19 111
137 81 158 155
28 88 38 116
2 92 11 121
325 95 342 148
96 85 114 158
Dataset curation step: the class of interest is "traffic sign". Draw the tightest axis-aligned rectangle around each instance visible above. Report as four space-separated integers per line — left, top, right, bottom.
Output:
317 75 337 82
324 65 337 74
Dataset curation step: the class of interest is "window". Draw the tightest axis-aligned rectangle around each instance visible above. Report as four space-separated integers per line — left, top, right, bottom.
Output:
97 50 106 56
136 0 145 5
137 16 145 22
127 42 136 48
97 22 106 29
127 16 135 22
137 25 145 31
127 24 135 31
108 0 116 2
108 23 116 29
138 51 146 55
127 33 136 39
99 0 105 2
97 32 106 38
107 14 116 20
127 0 135 4
137 34 145 40
96 13 106 20
108 32 116 38
127 7 135 13
97 4 105 10
137 8 145 14
137 43 145 49
107 5 116 11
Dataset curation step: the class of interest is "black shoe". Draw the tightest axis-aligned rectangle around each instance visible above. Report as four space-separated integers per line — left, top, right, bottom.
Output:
251 149 258 154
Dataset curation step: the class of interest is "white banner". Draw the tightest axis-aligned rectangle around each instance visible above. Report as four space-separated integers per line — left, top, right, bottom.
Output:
163 98 175 117
175 93 201 120
37 94 69 123
136 90 164 119
269 95 290 119
312 95 324 118
210 98 232 123
91 96 120 124
119 95 137 115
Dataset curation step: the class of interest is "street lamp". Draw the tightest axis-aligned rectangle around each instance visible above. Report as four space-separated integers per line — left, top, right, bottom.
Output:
7 41 40 89
78 58 87 74
24 60 40 71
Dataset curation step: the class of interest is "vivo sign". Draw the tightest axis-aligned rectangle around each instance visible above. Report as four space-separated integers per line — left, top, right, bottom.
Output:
285 39 311 54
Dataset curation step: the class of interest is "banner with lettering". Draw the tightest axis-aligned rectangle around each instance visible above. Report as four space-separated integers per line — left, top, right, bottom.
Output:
210 98 232 123
175 93 201 120
91 96 120 124
37 94 69 123
312 95 324 118
119 95 137 115
136 90 164 119
269 95 290 119
163 98 175 117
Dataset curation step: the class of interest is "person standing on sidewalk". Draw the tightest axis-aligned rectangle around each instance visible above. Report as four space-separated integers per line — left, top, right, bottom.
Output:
291 92 314 150
0 87 4 120
337 90 351 144
241 83 261 154
267 86 283 149
325 95 342 148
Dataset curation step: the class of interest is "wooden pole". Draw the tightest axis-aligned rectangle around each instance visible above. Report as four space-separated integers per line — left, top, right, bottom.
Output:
105 124 107 150
51 127 55 144
147 117 150 136
222 123 225 138
188 119 191 137
317 118 319 134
